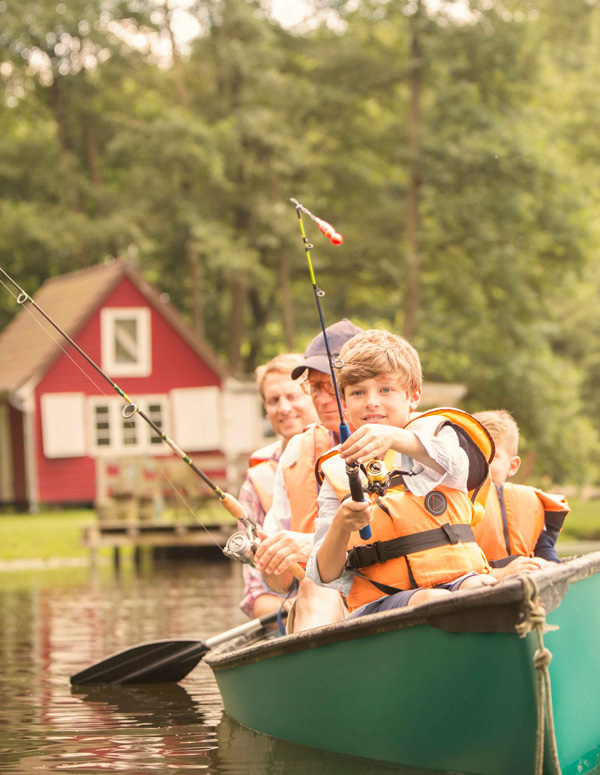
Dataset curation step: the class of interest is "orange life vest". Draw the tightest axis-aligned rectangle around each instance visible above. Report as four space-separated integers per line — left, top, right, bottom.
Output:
245 440 282 515
473 483 569 561
281 424 334 534
318 408 494 611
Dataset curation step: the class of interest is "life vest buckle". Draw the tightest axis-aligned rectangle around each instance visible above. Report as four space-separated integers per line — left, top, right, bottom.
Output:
346 541 386 569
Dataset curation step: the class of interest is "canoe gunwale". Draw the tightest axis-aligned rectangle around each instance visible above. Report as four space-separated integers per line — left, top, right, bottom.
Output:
206 551 600 672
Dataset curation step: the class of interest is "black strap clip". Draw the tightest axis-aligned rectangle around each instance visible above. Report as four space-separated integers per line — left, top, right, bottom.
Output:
441 523 461 545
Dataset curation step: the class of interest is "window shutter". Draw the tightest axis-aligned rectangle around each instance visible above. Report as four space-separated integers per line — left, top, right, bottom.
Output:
41 393 87 458
171 387 221 451
222 391 263 454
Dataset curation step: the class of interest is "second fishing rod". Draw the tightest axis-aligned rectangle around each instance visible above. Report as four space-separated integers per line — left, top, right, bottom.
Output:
291 198 371 541
0 266 305 581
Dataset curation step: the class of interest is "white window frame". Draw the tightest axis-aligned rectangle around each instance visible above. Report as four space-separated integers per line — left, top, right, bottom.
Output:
88 395 170 456
101 307 152 377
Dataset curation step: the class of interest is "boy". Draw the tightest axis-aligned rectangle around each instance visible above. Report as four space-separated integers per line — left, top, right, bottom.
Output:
472 409 569 578
306 329 496 618
238 353 317 618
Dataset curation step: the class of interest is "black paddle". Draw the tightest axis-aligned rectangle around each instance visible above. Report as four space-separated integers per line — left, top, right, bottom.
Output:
70 610 284 686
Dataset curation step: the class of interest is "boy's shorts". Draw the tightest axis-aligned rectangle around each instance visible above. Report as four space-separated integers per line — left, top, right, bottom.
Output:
347 572 479 619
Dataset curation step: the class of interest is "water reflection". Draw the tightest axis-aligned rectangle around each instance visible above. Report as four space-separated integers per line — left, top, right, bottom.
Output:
0 558 418 774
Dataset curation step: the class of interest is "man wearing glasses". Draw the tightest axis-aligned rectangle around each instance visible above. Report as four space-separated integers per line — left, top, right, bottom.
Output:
254 319 361 631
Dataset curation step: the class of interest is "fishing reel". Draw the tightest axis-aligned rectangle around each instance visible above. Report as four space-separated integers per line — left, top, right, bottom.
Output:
223 526 258 566
363 459 391 497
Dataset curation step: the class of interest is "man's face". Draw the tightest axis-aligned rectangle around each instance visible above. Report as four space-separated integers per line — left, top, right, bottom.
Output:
262 372 317 441
305 368 340 433
343 373 421 431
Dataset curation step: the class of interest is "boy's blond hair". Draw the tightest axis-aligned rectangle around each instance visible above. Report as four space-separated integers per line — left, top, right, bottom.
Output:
336 329 422 396
472 410 519 458
255 353 304 399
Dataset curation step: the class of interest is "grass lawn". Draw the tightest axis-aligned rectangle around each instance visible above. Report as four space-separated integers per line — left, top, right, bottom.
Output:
0 509 97 561
558 498 600 542
0 502 233 562
0 498 598 562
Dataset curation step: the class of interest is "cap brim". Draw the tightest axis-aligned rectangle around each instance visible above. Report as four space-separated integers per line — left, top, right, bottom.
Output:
291 355 332 380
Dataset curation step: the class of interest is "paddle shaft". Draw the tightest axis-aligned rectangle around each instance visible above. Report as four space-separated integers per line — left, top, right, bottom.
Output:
118 611 283 684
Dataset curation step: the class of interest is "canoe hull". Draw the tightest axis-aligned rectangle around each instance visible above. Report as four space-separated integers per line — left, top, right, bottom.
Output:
207 555 600 775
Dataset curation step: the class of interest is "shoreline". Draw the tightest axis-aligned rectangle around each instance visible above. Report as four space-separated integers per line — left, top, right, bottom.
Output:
0 541 598 572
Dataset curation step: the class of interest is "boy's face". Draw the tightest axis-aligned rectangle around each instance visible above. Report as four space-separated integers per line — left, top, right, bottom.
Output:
343 374 421 430
489 443 521 486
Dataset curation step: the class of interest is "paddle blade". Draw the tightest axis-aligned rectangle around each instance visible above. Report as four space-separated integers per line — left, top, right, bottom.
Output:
70 639 209 686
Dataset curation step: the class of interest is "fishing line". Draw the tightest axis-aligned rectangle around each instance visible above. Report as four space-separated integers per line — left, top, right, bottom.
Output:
291 199 371 540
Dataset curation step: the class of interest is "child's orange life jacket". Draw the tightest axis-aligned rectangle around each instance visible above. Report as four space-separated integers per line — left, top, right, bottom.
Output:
317 408 494 611
473 482 569 561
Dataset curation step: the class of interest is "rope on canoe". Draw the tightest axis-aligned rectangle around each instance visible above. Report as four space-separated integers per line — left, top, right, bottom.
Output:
515 576 562 775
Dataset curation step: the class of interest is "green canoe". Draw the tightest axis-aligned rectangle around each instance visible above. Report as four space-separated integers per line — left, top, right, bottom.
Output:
206 553 600 775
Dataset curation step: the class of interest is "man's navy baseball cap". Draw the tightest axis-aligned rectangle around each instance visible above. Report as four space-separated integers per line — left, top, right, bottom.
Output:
291 319 362 380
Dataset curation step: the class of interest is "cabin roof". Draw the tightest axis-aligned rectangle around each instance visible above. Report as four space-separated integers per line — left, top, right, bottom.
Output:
0 260 227 393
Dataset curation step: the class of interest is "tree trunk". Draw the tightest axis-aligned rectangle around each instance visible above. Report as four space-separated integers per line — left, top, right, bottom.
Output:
403 2 423 342
187 237 205 339
245 286 272 373
165 3 188 108
280 248 294 349
48 76 84 214
227 278 248 373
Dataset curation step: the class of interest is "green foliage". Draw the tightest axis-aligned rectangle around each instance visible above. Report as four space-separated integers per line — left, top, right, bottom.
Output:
2 0 600 482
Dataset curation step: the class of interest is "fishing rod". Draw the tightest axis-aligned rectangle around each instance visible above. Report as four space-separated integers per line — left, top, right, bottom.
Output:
0 265 305 578
290 199 371 540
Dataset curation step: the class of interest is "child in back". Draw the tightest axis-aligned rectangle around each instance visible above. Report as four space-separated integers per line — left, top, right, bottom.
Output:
472 410 569 578
305 329 497 618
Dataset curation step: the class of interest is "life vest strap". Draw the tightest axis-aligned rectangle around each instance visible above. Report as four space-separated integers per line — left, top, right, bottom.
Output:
346 523 477 570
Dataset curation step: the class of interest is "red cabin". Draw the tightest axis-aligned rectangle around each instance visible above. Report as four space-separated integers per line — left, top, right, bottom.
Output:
0 261 264 511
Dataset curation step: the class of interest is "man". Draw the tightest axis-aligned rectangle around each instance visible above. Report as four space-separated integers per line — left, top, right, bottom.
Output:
238 353 317 618
254 319 362 631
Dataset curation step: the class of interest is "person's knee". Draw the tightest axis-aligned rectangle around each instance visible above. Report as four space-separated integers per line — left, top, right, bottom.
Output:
290 581 346 633
460 573 497 590
295 577 330 606
409 588 451 606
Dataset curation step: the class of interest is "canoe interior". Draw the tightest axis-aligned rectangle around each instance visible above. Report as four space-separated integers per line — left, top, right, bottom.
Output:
206 553 600 775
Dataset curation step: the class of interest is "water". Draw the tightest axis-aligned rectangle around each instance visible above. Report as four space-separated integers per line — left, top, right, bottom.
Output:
0 557 410 775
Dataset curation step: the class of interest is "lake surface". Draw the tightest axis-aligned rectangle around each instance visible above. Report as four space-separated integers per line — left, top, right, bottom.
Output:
0 555 415 775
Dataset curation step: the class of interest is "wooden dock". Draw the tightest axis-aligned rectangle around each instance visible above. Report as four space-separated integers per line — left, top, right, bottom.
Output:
82 520 237 571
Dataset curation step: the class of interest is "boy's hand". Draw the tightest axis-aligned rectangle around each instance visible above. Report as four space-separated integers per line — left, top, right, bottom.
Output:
254 528 313 576
491 556 550 580
333 499 373 533
340 423 399 464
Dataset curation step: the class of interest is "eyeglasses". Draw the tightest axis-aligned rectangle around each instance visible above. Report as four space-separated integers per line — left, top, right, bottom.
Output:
301 379 336 398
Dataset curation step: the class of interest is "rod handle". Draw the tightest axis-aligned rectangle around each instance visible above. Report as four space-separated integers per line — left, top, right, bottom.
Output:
219 492 247 522
289 562 306 581
346 463 365 502
346 463 372 540
340 423 372 539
